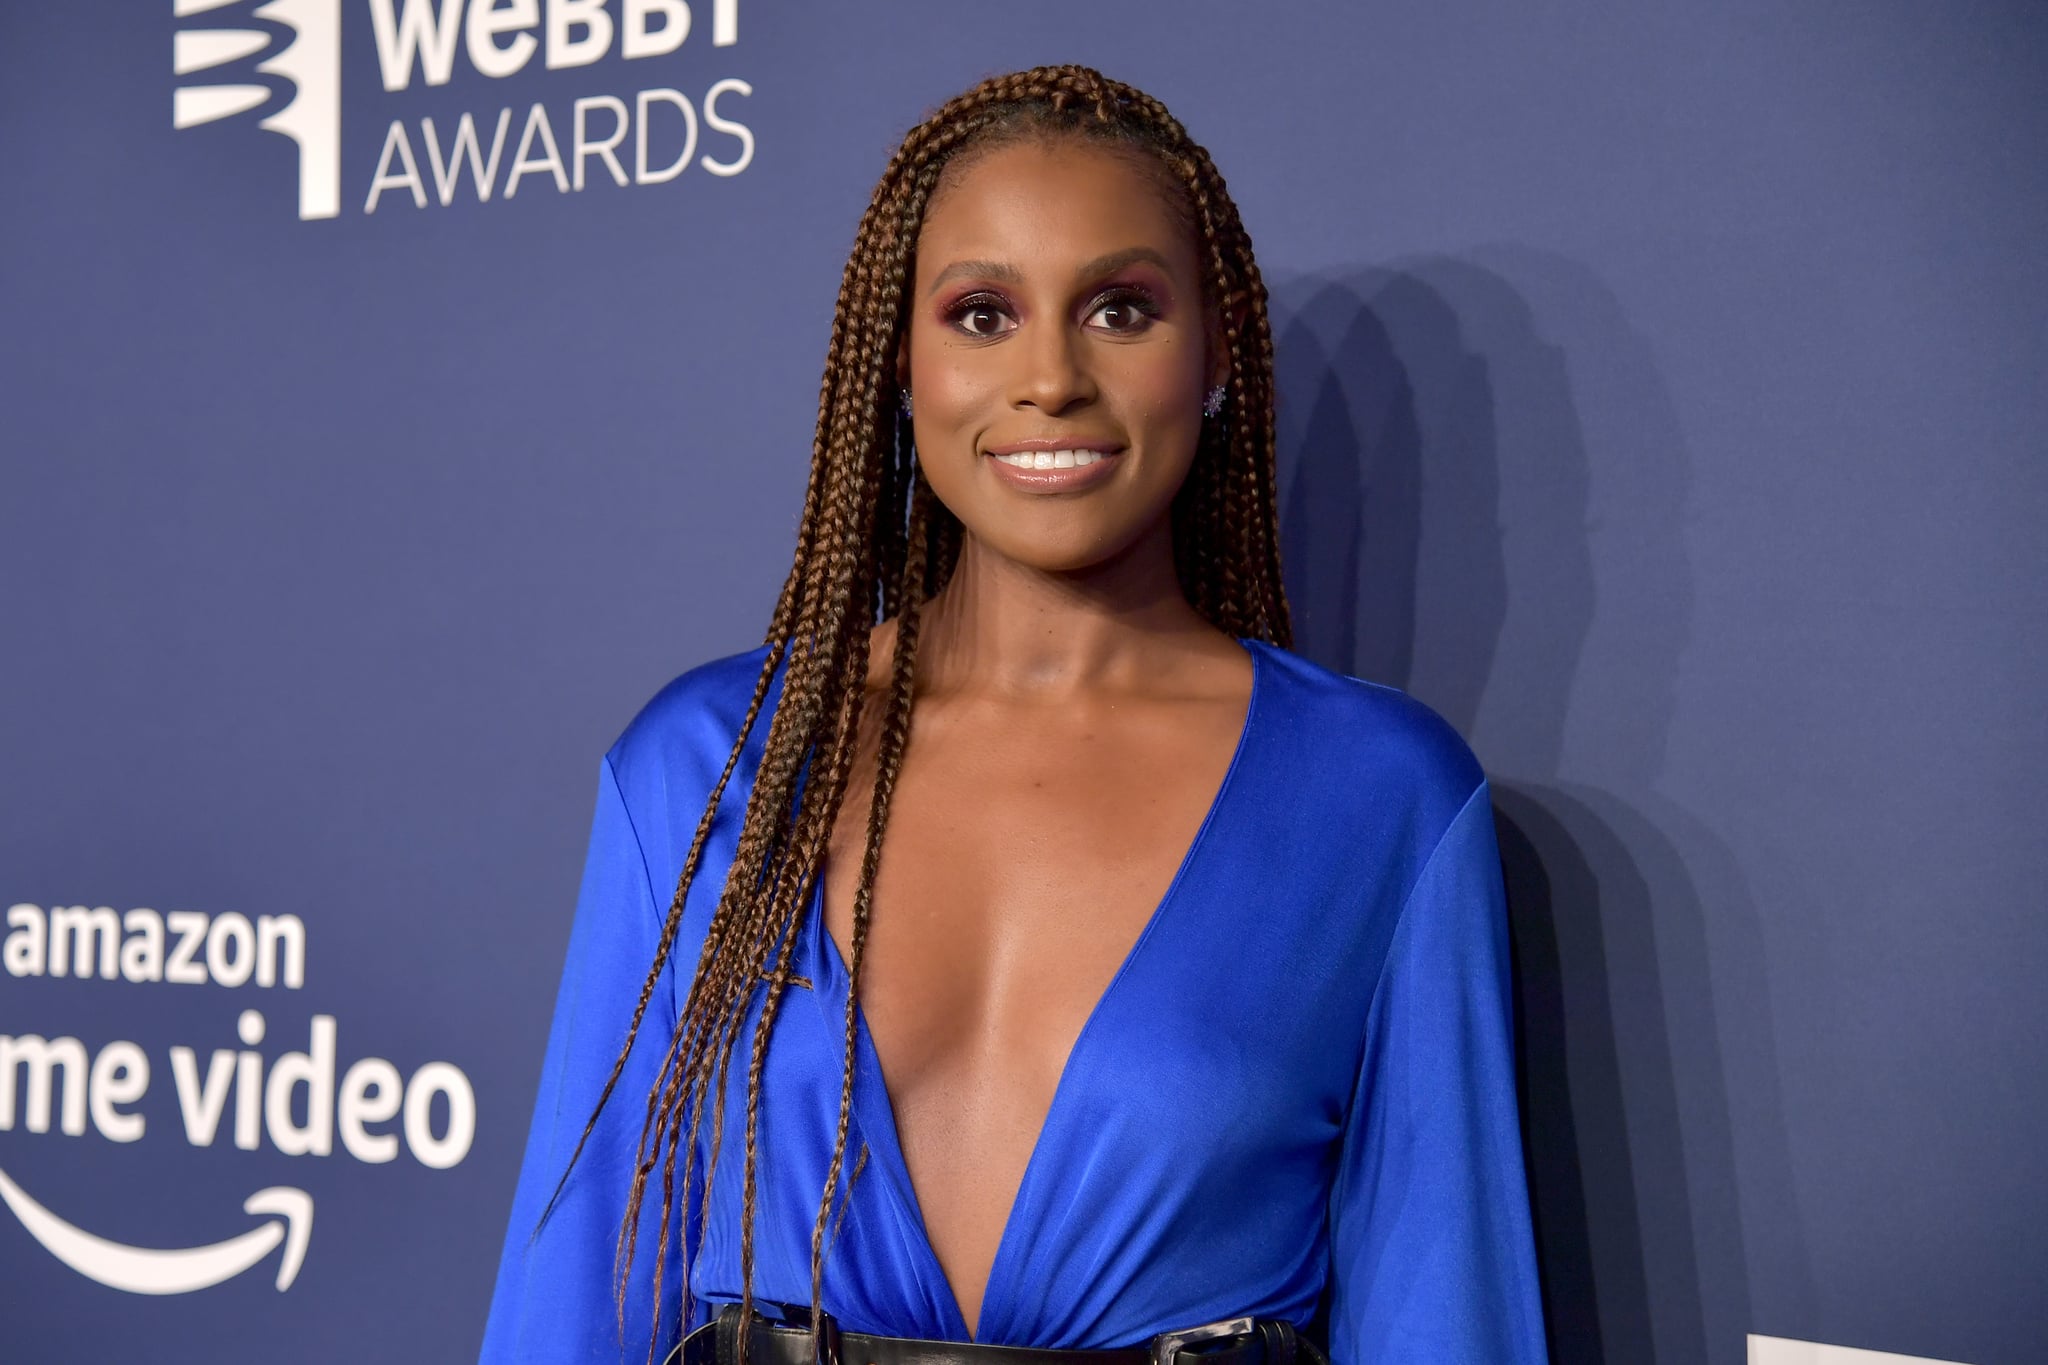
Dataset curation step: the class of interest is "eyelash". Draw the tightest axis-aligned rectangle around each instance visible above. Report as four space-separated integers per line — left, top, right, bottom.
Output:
942 285 1164 338
1088 285 1163 334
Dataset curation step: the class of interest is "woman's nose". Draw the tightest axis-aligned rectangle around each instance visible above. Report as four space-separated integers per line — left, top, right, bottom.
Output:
1008 322 1097 414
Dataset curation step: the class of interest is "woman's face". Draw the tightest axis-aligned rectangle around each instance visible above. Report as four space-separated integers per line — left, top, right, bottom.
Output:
904 136 1218 576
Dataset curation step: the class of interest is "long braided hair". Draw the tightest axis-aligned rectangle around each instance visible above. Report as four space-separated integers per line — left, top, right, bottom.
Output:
549 64 1291 1358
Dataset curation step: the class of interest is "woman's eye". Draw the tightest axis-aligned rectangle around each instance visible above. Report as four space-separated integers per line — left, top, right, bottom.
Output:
949 298 1014 337
1087 291 1159 334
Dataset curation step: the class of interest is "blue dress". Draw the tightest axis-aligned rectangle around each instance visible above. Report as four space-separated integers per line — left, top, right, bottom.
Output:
479 639 1548 1364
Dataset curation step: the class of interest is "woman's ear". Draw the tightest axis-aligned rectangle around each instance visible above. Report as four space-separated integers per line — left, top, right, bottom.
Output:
896 332 911 397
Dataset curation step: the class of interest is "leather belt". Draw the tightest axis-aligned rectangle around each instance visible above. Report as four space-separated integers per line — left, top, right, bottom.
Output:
664 1303 1322 1365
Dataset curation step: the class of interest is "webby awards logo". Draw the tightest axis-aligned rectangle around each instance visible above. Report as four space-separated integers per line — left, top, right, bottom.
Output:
171 0 753 221
173 0 340 218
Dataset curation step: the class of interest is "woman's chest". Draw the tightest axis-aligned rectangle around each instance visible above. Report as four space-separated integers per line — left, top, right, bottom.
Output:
753 792 1385 1343
821 691 1245 1109
817 686 1253 1327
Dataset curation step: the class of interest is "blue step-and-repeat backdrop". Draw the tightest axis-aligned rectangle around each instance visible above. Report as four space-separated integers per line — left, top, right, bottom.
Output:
3 3 2043 1363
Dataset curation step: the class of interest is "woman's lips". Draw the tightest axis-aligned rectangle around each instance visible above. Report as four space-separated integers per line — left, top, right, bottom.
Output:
980 443 1124 493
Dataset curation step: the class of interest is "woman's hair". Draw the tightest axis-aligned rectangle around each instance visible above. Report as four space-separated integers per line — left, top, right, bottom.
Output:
546 63 1291 1357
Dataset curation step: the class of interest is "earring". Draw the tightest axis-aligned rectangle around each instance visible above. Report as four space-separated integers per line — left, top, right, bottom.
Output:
899 390 913 418
1203 384 1226 418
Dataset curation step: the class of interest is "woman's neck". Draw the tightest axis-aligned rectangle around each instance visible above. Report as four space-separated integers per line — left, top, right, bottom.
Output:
910 518 1223 699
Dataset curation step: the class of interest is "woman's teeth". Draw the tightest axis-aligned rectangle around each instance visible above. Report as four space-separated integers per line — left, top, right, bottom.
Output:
990 449 1107 469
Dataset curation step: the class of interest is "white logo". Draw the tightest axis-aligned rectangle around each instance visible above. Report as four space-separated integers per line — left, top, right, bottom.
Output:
0 1163 312 1294
5 902 477 1298
172 0 342 220
169 0 751 221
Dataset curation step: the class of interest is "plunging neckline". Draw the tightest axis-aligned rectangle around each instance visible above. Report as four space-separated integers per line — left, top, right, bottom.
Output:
804 639 1265 1343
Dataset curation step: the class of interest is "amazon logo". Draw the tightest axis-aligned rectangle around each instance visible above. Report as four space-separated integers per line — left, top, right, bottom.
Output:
0 1164 310 1294
0 1010 475 1293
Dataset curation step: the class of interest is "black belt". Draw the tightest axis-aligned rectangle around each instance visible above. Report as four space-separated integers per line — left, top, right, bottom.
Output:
665 1302 1326 1365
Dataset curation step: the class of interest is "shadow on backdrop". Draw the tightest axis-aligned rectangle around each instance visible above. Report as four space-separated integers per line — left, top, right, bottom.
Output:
1271 256 1810 1363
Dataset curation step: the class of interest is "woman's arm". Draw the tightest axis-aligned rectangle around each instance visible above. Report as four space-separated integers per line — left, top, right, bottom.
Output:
478 755 687 1364
1324 782 1548 1364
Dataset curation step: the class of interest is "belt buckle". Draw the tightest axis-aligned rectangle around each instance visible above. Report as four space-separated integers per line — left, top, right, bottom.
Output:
1151 1316 1256 1365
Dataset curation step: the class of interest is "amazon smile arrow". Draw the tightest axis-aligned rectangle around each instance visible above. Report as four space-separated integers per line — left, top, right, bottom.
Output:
0 1163 312 1294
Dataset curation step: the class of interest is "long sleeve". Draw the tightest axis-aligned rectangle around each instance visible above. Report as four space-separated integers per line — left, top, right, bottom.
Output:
479 755 686 1364
1324 782 1547 1364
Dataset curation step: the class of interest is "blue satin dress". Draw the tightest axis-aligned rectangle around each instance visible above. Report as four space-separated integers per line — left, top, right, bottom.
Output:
479 640 1548 1364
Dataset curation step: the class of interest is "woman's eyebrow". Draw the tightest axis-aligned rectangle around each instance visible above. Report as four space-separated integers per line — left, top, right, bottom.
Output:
923 247 1174 299
925 259 1022 296
1077 246 1173 279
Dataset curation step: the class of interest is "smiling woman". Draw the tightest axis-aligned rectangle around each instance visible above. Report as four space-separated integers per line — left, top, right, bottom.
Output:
907 144 1217 573
479 66 1547 1365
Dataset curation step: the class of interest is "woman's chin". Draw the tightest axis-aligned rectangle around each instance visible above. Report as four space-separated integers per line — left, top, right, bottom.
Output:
958 525 1156 579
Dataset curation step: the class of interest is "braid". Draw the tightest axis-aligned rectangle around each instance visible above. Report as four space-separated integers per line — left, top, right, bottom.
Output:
548 65 1291 1362
811 472 937 1328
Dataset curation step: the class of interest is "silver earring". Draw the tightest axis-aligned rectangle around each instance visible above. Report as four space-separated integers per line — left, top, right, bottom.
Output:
899 390 913 418
1203 384 1226 418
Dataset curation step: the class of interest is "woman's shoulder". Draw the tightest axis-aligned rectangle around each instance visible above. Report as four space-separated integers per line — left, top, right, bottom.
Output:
603 642 779 810
1245 638 1486 816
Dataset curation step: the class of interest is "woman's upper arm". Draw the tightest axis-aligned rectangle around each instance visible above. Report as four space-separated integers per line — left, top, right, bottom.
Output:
478 754 685 1364
1323 782 1548 1365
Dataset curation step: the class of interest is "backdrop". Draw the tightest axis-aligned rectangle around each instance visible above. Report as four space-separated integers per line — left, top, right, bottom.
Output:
3 4 2043 1363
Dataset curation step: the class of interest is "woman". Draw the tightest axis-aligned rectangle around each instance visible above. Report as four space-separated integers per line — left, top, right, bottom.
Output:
480 65 1547 1365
